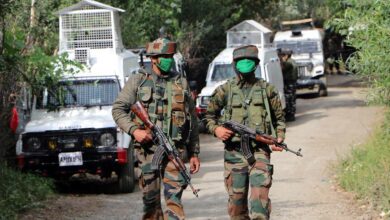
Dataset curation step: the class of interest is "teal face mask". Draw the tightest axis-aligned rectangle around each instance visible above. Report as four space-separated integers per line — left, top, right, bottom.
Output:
157 57 174 72
236 59 256 74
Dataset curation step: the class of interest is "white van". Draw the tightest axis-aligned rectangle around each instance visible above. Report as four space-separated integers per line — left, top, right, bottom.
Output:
274 19 327 96
16 0 138 193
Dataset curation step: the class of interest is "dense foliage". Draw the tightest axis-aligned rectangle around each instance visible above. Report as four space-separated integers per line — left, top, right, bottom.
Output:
328 0 390 216
0 164 55 219
327 0 390 106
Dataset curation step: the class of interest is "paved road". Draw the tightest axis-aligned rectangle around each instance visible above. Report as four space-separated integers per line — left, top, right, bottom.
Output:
20 75 384 220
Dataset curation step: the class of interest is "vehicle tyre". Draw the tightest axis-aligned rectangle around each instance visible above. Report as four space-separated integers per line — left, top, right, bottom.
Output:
117 146 135 193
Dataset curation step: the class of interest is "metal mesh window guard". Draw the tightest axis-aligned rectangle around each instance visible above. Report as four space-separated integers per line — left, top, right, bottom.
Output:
228 33 262 47
275 41 319 54
75 49 89 64
46 79 119 107
61 11 113 50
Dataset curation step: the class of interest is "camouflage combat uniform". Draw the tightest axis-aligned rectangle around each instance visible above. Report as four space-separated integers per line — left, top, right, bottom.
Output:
206 45 286 220
281 56 298 121
112 38 199 220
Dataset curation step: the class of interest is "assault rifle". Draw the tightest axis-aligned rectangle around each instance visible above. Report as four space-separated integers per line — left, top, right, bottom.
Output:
131 101 199 197
222 120 302 164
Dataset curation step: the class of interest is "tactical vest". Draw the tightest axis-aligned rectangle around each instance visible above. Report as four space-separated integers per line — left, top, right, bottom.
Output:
133 72 190 145
222 78 274 142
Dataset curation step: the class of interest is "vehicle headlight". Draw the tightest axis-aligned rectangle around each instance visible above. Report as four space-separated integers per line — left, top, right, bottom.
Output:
83 137 94 148
27 137 41 150
99 133 115 146
48 139 57 150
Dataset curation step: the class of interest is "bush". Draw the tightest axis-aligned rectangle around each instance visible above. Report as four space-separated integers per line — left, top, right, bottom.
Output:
327 0 390 106
337 110 390 214
0 164 54 219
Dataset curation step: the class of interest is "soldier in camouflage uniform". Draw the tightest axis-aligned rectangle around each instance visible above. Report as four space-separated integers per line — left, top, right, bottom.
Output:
112 38 200 220
278 48 298 122
205 45 286 220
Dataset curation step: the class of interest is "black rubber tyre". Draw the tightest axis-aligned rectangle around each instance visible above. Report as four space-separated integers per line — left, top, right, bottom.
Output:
117 146 135 193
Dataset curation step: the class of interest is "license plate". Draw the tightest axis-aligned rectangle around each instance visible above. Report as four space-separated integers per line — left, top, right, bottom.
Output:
58 152 83 166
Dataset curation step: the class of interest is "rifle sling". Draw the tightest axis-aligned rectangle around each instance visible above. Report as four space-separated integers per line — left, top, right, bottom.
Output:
262 87 276 137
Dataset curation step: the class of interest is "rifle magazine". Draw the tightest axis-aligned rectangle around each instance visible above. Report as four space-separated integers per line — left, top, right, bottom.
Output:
151 146 166 170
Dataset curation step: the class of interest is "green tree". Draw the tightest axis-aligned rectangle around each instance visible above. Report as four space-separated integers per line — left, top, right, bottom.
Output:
0 0 81 161
327 0 390 105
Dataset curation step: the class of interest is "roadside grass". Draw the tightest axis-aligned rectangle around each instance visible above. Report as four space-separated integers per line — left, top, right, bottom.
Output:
0 164 55 219
337 110 390 216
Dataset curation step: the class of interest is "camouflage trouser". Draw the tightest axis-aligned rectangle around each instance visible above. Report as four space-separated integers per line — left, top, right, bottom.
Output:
284 82 297 121
136 145 187 220
224 147 273 220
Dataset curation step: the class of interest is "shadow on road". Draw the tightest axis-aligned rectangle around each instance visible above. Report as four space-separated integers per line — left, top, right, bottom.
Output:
55 175 140 195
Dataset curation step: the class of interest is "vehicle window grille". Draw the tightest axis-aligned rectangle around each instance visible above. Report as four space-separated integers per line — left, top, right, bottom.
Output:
228 32 262 47
275 41 319 54
61 11 113 50
47 80 119 107
75 49 89 64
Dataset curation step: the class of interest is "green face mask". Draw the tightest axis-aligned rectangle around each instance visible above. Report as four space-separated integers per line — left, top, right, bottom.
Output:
157 57 174 72
236 59 256 74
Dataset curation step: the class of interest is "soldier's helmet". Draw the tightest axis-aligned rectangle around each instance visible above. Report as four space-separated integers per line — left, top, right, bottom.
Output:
145 38 176 57
233 45 259 62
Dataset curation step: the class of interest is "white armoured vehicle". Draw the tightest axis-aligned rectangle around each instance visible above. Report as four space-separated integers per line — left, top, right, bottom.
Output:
196 20 285 132
16 0 138 193
274 18 327 96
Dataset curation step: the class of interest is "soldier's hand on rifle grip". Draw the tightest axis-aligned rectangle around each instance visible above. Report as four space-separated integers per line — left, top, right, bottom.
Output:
133 128 153 143
215 126 234 141
270 137 284 152
190 156 200 174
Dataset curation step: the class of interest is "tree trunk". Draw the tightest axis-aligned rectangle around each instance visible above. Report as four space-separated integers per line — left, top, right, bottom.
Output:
0 16 4 55
22 0 36 55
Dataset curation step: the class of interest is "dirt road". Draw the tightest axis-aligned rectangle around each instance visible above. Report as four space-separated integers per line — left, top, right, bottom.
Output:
20 75 384 220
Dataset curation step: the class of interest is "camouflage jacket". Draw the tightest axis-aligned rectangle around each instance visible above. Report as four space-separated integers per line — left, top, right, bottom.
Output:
205 77 286 140
281 58 298 83
112 69 200 156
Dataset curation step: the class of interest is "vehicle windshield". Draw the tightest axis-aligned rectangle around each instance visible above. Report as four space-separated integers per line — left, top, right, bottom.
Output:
40 79 120 108
211 63 261 82
275 41 320 54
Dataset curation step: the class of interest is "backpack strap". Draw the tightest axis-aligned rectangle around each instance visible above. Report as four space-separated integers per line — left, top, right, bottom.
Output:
224 79 233 121
261 82 276 137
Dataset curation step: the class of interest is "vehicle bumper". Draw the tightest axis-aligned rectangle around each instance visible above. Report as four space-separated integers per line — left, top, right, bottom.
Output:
17 147 128 177
296 76 326 95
